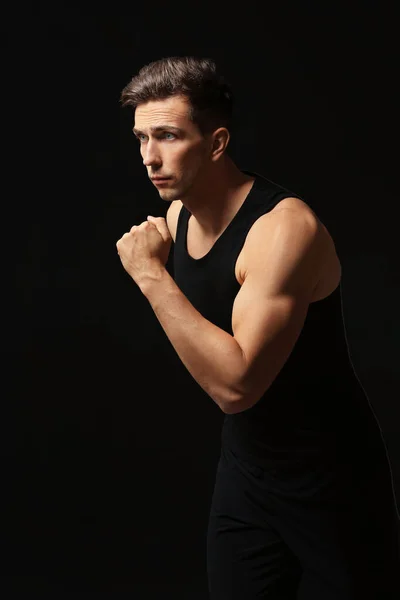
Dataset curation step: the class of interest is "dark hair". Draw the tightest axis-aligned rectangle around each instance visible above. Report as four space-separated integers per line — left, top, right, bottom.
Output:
120 56 234 137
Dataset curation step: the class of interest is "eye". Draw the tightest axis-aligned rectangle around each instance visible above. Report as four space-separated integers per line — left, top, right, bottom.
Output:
134 132 176 142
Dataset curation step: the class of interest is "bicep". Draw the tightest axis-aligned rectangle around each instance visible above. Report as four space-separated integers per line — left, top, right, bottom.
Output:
230 210 322 410
232 283 311 406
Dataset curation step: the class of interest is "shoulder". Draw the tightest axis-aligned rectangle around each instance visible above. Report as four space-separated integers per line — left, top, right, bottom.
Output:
246 196 331 255
256 196 319 228
166 200 183 242
241 196 331 286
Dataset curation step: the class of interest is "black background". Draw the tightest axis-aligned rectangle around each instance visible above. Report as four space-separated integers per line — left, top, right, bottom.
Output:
5 1 400 596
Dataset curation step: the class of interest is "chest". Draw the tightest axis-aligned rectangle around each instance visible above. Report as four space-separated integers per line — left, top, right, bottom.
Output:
186 218 247 284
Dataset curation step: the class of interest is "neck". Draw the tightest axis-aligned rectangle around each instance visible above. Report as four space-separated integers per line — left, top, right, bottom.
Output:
182 157 255 238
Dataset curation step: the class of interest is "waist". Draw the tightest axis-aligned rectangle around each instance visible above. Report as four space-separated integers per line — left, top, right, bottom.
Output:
221 411 387 471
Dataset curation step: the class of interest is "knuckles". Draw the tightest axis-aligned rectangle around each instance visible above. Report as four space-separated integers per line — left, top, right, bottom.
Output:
118 218 162 246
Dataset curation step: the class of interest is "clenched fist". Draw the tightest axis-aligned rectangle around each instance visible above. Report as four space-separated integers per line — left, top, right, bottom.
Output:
116 215 172 288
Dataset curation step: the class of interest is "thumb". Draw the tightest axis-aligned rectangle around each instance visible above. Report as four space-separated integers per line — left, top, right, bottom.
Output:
147 215 171 241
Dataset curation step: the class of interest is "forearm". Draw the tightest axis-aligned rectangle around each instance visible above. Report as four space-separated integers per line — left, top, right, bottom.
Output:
139 268 245 412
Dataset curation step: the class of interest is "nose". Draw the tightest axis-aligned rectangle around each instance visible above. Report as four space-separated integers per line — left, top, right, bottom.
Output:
142 140 161 168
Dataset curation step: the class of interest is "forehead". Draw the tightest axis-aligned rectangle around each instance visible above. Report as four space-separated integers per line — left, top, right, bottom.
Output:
134 95 191 129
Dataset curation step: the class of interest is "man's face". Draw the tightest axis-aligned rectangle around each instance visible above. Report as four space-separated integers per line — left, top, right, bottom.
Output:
133 95 211 201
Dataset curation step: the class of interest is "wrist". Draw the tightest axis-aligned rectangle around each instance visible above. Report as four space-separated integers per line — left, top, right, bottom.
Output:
138 265 169 297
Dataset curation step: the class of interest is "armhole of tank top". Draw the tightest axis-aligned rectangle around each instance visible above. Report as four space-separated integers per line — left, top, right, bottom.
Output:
175 202 187 239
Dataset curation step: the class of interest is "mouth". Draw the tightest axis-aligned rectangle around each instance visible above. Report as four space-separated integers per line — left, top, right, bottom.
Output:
152 178 171 186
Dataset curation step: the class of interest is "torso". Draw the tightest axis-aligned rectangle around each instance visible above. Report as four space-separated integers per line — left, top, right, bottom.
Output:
167 196 342 304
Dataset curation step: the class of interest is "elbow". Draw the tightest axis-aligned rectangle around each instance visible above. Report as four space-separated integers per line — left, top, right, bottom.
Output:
219 394 236 415
224 366 276 414
221 392 255 415
221 400 241 415
219 389 242 414
222 382 271 414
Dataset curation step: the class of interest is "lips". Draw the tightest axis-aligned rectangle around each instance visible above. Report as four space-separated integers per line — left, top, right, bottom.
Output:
152 178 171 186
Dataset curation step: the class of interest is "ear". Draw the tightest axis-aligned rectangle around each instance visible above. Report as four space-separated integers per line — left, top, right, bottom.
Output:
210 127 230 161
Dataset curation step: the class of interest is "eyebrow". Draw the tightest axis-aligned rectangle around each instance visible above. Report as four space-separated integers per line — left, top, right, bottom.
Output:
132 125 183 135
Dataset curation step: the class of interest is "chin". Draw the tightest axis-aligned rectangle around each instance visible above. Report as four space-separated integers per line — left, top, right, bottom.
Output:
159 189 181 202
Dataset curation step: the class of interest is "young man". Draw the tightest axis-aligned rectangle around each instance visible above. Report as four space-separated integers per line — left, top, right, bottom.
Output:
116 56 400 599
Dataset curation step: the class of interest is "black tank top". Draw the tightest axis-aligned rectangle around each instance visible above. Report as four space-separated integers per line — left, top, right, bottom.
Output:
173 170 388 469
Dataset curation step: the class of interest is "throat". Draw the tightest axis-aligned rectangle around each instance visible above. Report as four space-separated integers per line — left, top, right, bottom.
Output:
187 176 256 240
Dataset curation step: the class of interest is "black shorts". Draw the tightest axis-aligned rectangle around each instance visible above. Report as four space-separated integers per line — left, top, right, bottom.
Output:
206 446 400 599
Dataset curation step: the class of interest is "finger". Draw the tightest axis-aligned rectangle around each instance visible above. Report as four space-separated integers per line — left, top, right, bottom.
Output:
146 216 171 241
